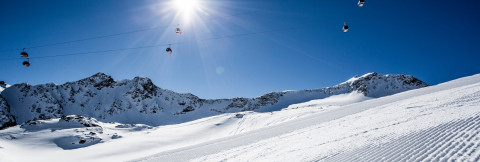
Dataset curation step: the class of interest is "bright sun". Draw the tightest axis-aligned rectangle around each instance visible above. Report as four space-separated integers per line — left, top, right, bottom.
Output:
174 0 201 21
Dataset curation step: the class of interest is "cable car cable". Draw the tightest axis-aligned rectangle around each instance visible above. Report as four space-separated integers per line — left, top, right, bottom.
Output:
0 0 322 53
0 43 172 61
0 22 339 61
0 26 170 53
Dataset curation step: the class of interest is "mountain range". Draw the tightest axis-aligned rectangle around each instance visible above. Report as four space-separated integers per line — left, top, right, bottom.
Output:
0 72 428 129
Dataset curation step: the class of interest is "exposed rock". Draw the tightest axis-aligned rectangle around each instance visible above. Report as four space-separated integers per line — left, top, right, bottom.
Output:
0 95 15 130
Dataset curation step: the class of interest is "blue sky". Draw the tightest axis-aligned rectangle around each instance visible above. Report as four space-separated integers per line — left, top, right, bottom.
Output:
1 0 479 99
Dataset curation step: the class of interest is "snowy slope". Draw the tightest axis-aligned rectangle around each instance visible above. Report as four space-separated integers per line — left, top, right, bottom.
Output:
0 72 427 127
0 92 371 162
139 73 480 161
0 74 477 161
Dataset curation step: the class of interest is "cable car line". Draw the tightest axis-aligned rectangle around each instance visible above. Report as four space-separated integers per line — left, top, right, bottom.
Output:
0 44 171 61
3 0 367 67
0 22 339 61
0 26 170 53
203 24 327 41
0 0 322 53
213 0 321 20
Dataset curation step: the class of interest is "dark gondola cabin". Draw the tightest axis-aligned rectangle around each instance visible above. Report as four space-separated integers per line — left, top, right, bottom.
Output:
358 0 365 7
20 48 29 58
176 28 182 35
20 51 29 58
343 23 349 33
22 61 30 67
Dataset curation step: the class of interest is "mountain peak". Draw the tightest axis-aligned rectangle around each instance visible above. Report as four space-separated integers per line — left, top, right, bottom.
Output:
362 72 378 77
89 72 112 81
133 76 153 84
77 72 115 90
338 73 429 97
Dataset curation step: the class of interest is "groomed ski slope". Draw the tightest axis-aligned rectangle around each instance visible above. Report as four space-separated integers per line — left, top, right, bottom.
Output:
137 73 480 162
0 93 370 162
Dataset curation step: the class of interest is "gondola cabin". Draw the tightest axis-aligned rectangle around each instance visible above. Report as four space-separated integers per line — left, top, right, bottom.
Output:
343 23 349 33
22 61 30 67
176 28 182 35
358 0 365 7
20 51 29 58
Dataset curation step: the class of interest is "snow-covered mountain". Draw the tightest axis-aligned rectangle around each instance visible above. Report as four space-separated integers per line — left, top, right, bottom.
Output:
0 73 478 162
0 72 428 127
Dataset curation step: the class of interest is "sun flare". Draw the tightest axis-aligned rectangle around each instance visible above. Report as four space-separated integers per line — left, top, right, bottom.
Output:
173 0 201 22
174 0 199 12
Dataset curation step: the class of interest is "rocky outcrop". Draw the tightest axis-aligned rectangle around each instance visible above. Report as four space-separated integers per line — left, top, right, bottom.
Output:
0 95 15 129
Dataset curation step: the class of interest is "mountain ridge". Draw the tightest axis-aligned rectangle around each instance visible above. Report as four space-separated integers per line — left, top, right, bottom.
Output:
0 72 428 129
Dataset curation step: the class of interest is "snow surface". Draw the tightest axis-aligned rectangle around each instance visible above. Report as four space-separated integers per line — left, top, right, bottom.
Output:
286 92 371 110
0 93 367 162
0 73 478 161
140 73 480 161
